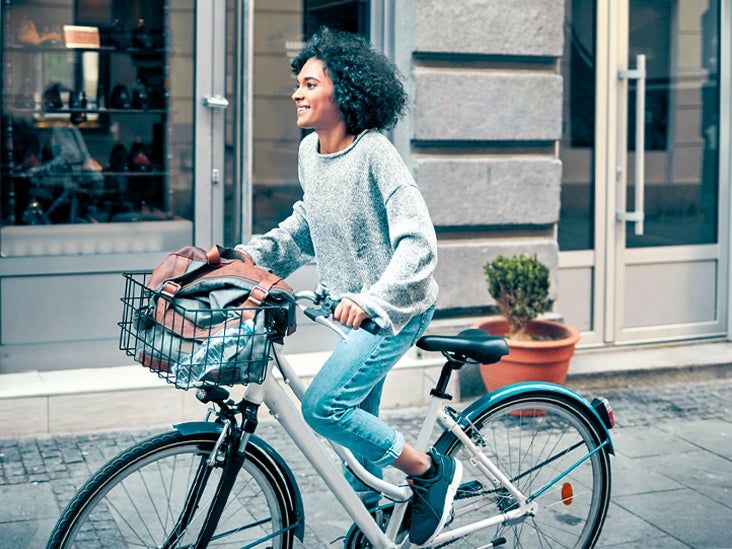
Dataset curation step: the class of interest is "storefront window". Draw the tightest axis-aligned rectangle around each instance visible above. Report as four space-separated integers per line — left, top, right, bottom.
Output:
1 0 194 256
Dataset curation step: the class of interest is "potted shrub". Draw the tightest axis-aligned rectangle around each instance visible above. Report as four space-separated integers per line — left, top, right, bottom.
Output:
473 253 580 391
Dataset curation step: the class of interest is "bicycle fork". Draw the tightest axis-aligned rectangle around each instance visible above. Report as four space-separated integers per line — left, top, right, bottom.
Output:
165 403 259 549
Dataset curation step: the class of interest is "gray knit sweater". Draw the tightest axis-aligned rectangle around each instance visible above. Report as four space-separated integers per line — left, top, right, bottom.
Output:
239 130 438 335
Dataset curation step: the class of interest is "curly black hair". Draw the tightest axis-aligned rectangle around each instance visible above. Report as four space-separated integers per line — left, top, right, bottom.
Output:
291 27 407 135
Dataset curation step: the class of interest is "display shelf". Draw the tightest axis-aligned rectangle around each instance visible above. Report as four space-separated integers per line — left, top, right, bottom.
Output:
6 44 166 55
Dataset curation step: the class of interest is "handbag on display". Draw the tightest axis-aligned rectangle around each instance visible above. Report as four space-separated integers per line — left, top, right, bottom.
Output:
17 18 40 45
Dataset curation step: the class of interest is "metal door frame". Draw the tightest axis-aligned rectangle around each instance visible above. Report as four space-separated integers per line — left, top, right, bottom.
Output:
194 0 228 246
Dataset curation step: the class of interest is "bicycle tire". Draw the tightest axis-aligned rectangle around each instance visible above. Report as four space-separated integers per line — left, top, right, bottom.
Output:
47 429 299 548
435 390 612 548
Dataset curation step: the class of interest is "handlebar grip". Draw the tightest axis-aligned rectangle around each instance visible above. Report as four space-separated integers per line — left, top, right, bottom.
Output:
359 318 380 335
326 298 381 335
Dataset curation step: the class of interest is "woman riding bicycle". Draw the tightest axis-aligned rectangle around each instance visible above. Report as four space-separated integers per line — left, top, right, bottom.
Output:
236 26 461 546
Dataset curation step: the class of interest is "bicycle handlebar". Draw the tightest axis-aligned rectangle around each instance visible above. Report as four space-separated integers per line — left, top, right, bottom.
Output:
292 287 380 338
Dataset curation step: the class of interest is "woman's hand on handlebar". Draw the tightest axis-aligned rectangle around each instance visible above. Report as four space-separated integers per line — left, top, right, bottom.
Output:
295 287 381 336
333 298 368 330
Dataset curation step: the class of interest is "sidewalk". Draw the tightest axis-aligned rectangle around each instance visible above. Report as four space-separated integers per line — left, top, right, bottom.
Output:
1 374 731 547
2 339 731 438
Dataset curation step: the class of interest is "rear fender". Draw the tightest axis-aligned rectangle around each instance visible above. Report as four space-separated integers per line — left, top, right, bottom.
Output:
435 382 615 455
174 421 305 540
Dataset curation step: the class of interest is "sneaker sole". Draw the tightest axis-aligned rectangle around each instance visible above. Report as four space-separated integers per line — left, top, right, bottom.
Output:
422 458 463 546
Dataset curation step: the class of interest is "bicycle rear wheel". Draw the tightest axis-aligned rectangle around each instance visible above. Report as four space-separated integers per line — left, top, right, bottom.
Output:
436 391 612 548
48 430 299 548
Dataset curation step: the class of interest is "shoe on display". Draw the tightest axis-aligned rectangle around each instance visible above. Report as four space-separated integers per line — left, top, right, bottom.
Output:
131 80 150 109
406 448 463 546
110 83 131 109
22 198 49 225
132 18 154 50
69 91 88 125
128 139 152 172
102 19 128 49
17 18 41 46
43 83 64 110
109 143 129 172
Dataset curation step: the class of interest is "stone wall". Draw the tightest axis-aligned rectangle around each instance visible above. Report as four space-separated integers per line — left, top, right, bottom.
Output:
393 0 565 313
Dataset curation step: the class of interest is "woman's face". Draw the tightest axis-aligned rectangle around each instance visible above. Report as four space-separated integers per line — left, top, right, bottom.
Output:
292 57 344 133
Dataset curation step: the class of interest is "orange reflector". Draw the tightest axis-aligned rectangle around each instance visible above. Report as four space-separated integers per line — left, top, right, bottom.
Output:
561 482 574 505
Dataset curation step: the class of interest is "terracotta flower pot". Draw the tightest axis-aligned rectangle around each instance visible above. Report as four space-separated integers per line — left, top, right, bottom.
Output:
473 317 580 391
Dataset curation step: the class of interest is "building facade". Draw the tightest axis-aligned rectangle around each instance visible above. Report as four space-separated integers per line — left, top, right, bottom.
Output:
2 0 730 375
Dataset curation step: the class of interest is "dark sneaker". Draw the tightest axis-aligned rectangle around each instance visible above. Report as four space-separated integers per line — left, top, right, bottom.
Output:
407 448 463 545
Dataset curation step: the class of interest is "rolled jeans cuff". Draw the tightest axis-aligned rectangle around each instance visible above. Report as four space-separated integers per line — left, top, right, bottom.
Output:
372 430 404 468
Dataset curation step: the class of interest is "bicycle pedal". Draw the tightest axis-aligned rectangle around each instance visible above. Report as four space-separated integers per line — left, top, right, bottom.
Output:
476 538 507 549
456 479 483 499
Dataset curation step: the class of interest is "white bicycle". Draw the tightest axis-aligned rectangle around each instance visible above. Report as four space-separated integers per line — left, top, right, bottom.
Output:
48 273 615 548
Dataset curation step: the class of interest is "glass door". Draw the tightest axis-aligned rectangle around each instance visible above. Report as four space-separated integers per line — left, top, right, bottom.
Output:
558 0 726 345
612 0 725 343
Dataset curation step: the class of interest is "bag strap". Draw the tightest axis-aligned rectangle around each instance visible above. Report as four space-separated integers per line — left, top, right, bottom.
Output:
206 245 221 265
216 244 284 307
158 245 230 298
242 270 283 307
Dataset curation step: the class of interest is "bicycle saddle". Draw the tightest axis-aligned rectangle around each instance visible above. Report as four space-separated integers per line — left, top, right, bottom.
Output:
417 329 509 364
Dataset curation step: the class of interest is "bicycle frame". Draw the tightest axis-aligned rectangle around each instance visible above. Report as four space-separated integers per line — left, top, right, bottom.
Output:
237 343 562 549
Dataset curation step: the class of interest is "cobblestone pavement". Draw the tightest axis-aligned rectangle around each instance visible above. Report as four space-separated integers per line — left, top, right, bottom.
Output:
1 378 731 547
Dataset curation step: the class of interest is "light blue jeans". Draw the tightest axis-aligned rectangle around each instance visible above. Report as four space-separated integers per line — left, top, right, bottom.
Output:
301 304 435 505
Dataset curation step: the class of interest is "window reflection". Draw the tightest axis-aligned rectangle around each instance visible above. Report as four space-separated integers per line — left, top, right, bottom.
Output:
249 0 368 235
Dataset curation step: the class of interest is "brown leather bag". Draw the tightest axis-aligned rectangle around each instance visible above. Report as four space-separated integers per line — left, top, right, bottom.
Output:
132 245 295 388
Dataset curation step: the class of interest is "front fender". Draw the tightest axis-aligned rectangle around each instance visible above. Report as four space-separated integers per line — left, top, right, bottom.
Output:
173 421 305 541
436 382 614 455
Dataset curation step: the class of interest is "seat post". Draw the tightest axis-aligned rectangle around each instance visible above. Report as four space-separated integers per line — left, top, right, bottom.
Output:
429 358 465 400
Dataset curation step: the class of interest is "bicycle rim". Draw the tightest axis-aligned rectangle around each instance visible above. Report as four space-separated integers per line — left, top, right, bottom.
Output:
443 393 611 548
48 430 295 548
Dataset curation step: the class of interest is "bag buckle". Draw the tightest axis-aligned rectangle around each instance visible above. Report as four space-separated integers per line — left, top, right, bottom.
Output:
161 281 181 298
247 285 269 307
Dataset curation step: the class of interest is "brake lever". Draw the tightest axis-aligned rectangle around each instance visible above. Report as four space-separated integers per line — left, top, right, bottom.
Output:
301 304 348 339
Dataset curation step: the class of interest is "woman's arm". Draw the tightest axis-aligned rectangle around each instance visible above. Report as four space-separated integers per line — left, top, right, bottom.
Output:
237 200 315 278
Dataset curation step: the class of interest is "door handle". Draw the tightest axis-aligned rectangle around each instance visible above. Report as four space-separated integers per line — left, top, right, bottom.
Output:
203 95 230 109
617 53 646 236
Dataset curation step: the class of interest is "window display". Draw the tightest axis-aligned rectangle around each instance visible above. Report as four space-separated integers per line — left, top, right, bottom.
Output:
1 0 192 256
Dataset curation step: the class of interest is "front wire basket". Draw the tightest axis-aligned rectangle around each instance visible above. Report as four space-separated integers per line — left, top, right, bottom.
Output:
119 271 281 390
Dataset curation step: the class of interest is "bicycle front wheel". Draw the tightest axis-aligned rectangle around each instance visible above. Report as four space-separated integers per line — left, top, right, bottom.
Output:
48 430 299 548
437 391 612 548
